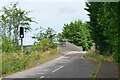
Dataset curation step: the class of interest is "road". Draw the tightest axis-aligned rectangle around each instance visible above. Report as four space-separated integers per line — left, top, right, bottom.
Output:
3 51 96 80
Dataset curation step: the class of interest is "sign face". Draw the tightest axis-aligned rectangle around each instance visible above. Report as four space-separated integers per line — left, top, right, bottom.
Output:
20 27 24 38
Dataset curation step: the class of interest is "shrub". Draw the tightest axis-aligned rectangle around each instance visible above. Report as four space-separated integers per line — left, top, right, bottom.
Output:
32 38 51 52
2 48 60 77
2 36 15 52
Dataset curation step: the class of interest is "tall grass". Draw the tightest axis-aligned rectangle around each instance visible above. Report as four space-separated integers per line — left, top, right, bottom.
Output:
84 50 114 63
0 53 2 77
2 48 60 77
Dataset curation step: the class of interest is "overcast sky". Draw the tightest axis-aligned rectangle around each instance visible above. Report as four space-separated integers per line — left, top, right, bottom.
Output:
0 0 90 45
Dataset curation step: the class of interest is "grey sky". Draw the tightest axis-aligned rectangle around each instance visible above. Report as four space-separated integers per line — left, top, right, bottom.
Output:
0 0 89 45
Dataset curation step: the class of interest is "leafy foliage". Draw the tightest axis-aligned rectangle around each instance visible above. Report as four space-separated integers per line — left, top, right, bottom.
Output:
2 36 15 52
0 2 35 52
32 27 59 51
56 33 64 45
62 20 92 50
85 2 120 64
2 49 60 76
32 38 51 51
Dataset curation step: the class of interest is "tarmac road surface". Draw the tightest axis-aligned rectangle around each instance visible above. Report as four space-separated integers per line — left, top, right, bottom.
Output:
3 51 96 80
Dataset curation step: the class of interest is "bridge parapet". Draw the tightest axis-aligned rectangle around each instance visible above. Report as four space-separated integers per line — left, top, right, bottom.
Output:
60 42 83 51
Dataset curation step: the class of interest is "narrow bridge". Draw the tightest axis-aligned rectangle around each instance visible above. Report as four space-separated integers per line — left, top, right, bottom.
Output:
60 41 83 51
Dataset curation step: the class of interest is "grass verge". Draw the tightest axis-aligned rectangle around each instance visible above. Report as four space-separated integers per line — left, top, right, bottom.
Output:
83 51 114 63
84 50 115 80
89 62 101 80
2 48 60 77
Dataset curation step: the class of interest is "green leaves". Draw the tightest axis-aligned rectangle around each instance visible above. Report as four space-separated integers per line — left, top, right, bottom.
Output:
0 2 35 51
2 36 15 52
85 2 120 64
32 27 59 51
62 20 92 51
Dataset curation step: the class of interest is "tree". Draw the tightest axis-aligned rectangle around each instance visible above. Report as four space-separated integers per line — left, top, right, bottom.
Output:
0 2 35 50
62 20 92 50
32 27 58 51
32 27 56 44
32 38 51 51
85 2 120 64
56 33 64 45
85 2 113 54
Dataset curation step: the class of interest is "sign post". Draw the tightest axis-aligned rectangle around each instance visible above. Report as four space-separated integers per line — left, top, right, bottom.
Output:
20 27 24 52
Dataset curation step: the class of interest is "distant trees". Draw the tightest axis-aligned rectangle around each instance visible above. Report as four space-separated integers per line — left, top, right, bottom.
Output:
0 2 35 52
62 20 92 50
32 27 60 51
85 2 120 64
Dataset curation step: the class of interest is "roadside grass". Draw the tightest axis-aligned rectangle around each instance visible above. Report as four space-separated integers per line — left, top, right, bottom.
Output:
118 65 120 80
0 53 2 77
89 62 101 80
84 51 114 63
84 50 115 80
2 48 60 77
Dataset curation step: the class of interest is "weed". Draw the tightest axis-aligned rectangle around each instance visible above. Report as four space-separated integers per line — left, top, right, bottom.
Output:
84 51 114 63
2 48 60 77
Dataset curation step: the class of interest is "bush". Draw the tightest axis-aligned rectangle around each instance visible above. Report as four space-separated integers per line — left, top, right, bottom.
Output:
2 48 60 77
2 36 15 52
62 20 92 51
32 38 56 52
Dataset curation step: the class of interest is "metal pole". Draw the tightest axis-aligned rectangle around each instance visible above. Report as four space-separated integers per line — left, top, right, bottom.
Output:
21 38 23 52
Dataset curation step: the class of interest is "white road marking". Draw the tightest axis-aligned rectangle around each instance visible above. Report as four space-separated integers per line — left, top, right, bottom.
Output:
51 66 63 73
36 73 44 75
74 51 87 54
40 76 44 78
54 51 85 61
64 51 81 56
58 60 70 63
35 70 49 75
58 62 67 63
55 56 64 60
41 70 49 71
63 60 70 61
65 52 75 55
64 57 69 58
